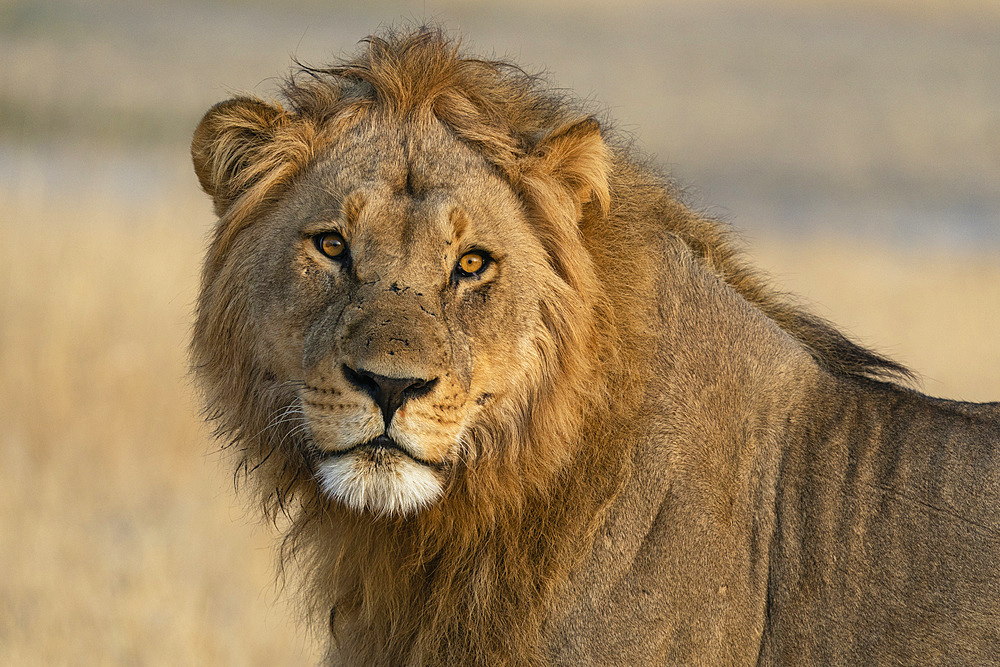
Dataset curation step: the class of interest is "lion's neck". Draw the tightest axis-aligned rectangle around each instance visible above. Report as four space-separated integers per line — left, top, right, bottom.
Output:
311 410 628 666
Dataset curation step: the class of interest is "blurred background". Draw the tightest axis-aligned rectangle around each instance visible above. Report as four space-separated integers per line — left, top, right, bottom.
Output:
2 0 998 663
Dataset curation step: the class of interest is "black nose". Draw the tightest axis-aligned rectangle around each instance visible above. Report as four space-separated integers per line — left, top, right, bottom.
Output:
342 365 437 427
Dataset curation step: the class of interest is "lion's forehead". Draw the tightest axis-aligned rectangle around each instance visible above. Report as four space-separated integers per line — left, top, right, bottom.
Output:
312 120 499 198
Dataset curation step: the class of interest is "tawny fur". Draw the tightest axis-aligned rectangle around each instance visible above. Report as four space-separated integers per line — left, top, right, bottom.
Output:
191 27 999 665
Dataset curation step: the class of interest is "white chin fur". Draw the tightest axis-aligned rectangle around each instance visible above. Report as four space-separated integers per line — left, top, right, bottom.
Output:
316 454 443 516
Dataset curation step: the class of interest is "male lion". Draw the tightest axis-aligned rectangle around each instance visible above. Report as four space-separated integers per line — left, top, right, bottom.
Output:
191 28 1000 665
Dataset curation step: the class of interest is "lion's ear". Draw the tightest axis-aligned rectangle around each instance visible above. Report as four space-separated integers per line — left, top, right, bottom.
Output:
191 97 293 216
521 118 611 221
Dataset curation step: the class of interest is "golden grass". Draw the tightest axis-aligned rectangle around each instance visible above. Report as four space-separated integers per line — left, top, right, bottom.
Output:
0 185 996 664
0 191 314 665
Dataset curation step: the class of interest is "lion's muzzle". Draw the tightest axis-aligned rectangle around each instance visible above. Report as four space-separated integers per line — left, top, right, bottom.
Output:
301 284 471 516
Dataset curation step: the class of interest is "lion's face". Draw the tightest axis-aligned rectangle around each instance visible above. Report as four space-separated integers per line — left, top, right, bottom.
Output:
230 118 558 516
193 70 610 519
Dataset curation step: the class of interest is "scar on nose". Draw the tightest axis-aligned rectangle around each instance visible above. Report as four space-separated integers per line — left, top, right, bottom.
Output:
389 282 408 294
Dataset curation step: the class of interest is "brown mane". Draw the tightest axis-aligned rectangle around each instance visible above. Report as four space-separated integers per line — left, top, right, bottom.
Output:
191 26 917 665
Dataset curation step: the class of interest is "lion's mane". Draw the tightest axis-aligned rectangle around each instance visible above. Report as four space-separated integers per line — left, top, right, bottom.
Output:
191 27 910 665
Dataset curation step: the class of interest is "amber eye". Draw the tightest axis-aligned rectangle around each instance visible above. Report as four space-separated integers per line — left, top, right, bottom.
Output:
314 232 347 259
457 251 487 277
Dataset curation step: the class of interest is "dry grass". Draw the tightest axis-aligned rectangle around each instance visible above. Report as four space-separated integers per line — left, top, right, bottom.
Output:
1 182 996 664
0 190 315 665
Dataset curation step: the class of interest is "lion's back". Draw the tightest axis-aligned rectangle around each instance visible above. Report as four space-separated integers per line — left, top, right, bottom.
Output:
762 378 1000 663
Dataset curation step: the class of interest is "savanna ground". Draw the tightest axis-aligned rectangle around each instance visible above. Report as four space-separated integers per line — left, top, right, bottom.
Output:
2 0 998 664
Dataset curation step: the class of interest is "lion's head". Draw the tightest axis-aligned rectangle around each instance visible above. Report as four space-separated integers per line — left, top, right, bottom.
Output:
191 31 613 524
191 27 911 663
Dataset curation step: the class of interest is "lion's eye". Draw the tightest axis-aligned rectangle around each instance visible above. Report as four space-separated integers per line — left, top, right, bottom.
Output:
456 251 488 277
314 232 347 259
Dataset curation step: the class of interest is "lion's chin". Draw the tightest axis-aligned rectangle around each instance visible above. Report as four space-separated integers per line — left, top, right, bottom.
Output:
316 447 444 517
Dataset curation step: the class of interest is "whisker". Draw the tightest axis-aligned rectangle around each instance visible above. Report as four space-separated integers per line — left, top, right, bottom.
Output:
248 400 306 443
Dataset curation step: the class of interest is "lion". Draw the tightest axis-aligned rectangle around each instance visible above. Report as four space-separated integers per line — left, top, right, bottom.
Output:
190 27 1000 665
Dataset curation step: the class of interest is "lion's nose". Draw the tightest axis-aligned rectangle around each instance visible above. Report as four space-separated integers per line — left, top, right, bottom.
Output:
342 365 437 427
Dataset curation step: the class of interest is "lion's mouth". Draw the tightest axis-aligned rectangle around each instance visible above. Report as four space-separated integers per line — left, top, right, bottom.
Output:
341 435 409 458
322 435 445 470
